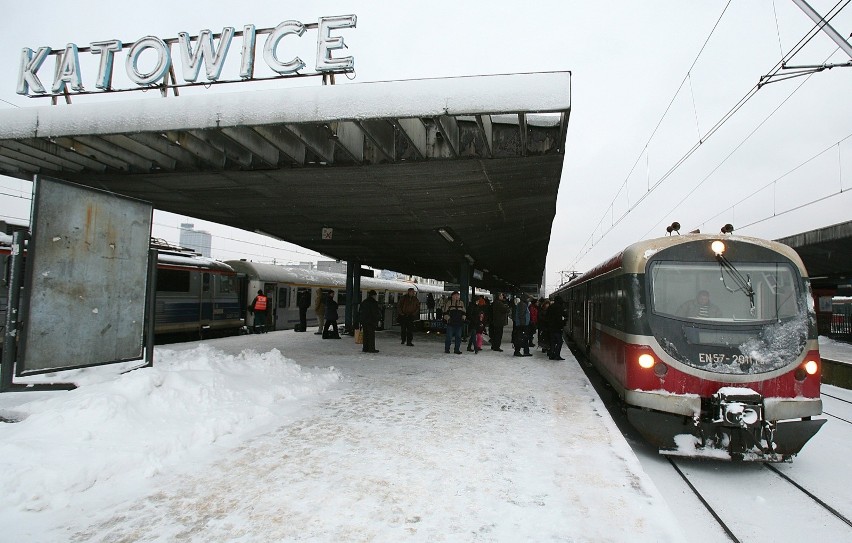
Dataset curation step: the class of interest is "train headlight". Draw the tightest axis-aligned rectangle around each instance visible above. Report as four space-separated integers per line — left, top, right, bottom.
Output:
638 354 655 369
711 240 726 255
804 360 818 375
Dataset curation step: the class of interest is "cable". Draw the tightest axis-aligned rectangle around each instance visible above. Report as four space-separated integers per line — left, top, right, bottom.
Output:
568 1 850 270
694 132 852 232
641 58 824 239
569 1 734 265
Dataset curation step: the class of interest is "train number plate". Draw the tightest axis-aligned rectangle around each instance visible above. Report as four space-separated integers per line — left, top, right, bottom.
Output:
698 353 753 366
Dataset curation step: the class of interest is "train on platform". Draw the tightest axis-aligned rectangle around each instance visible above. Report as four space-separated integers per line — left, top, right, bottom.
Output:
1 231 449 346
224 259 446 333
553 232 825 461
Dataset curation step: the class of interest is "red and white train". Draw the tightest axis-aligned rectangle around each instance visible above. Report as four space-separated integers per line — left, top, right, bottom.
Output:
553 233 825 461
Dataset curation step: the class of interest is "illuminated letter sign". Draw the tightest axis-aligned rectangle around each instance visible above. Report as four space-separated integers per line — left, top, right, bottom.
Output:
125 36 171 85
15 15 357 97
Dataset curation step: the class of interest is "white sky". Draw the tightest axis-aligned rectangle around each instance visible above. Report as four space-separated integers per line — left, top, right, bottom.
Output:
1 1 850 287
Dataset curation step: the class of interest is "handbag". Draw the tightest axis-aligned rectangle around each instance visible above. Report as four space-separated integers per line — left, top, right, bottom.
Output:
354 328 364 344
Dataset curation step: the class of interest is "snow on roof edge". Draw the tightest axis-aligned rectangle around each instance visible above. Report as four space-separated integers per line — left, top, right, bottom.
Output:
0 72 571 139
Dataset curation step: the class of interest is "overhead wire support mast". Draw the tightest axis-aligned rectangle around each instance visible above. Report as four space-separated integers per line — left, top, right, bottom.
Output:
761 0 852 86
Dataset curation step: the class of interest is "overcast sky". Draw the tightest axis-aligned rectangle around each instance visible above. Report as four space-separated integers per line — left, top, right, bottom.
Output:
1 1 850 289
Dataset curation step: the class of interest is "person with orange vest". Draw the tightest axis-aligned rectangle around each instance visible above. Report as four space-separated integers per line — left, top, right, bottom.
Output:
250 289 269 333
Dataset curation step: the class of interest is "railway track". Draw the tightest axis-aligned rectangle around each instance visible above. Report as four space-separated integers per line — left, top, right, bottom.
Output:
667 456 852 542
570 344 852 542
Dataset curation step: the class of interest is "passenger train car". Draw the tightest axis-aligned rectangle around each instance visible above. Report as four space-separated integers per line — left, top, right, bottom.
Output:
1 236 245 345
553 233 825 461
3 230 452 345
225 260 446 332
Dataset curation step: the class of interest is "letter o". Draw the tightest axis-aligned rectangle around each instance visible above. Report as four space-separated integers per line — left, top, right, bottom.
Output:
125 36 171 85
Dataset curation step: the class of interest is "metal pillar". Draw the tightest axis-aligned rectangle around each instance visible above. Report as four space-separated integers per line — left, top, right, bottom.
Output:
460 261 470 305
1 231 26 392
345 260 360 334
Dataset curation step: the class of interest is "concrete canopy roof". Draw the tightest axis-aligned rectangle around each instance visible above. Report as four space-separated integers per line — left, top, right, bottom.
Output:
776 220 852 292
0 72 571 290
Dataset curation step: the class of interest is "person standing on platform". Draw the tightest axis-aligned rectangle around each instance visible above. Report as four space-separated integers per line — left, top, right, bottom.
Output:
513 296 532 357
528 298 539 348
490 293 509 352
322 291 341 339
359 290 381 353
296 290 310 332
397 287 420 346
426 292 436 320
250 289 268 333
547 295 567 360
466 296 486 351
314 287 326 335
443 291 466 355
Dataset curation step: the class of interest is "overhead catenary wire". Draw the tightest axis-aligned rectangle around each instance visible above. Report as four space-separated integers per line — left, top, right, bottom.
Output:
640 50 834 239
694 132 852 233
568 0 850 270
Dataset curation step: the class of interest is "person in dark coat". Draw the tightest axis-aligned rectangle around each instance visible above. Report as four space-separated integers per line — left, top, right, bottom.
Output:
358 290 382 353
547 295 567 360
443 291 466 355
489 293 509 352
296 290 311 332
513 296 531 357
426 292 436 320
397 287 420 346
322 291 341 339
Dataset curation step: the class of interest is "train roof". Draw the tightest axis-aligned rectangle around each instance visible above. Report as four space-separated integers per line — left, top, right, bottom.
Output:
225 260 445 293
557 233 808 292
157 252 236 273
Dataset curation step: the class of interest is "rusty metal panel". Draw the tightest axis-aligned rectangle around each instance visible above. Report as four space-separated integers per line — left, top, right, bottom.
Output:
18 177 152 374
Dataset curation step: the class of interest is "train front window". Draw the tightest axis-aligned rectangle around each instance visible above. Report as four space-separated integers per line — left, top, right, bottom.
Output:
650 262 799 322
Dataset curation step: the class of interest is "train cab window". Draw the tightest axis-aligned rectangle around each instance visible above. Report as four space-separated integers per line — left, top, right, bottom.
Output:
278 287 288 308
157 269 191 292
650 262 800 322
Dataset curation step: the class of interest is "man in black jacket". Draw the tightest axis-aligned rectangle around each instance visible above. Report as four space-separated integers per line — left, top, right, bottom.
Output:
296 290 311 332
547 295 567 360
359 290 382 353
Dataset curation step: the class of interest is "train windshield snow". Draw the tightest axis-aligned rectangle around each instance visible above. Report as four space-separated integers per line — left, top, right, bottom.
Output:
649 261 800 322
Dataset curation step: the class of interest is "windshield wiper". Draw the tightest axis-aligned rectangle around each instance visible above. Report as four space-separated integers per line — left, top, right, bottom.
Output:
716 254 756 315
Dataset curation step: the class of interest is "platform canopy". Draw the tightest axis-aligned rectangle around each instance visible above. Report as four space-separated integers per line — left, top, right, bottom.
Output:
776 220 852 293
0 72 571 291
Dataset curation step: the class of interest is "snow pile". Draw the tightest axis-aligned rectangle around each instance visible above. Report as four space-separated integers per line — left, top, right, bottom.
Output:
0 345 339 512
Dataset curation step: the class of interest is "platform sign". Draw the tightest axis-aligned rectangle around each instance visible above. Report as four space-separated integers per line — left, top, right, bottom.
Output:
17 177 152 375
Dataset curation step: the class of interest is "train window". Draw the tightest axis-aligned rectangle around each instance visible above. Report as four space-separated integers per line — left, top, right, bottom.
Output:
650 262 800 322
278 287 288 308
157 269 191 292
202 273 211 292
218 275 234 294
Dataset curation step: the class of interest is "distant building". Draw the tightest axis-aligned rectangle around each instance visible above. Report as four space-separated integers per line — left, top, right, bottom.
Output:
316 260 346 274
178 223 212 257
287 261 316 270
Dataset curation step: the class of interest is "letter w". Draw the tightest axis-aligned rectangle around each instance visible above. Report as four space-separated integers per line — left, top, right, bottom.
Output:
178 27 235 82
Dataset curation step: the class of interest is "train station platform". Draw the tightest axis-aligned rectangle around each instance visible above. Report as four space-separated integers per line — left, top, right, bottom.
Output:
0 327 685 541
819 336 852 389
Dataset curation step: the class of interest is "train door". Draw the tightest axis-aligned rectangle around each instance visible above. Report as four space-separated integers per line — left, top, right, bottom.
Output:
264 283 277 330
583 286 594 352
200 272 214 326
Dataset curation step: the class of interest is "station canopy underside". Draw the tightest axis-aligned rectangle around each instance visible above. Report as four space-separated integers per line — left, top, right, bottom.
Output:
0 72 571 291
775 220 852 292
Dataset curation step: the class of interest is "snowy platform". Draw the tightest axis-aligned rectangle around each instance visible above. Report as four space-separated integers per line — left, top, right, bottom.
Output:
0 328 685 541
